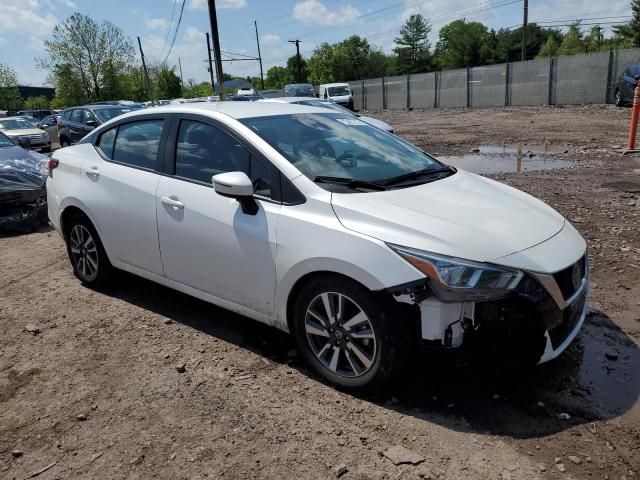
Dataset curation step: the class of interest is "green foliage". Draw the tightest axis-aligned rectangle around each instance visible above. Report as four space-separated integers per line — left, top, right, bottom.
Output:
557 23 585 56
22 95 50 110
287 55 308 83
536 36 561 58
434 19 492 69
39 13 135 104
153 66 182 99
0 63 22 110
393 14 432 74
265 66 293 89
306 35 392 84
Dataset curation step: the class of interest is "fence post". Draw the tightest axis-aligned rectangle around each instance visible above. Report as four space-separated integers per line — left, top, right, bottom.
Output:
466 67 471 108
406 74 411 109
505 62 510 106
605 47 615 104
382 77 386 110
548 57 555 105
434 71 439 108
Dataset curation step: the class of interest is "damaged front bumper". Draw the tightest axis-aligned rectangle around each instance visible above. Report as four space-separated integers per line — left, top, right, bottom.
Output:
0 186 48 232
390 254 589 365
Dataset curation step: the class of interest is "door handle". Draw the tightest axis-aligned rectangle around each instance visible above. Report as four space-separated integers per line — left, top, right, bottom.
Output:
86 166 100 178
161 196 185 209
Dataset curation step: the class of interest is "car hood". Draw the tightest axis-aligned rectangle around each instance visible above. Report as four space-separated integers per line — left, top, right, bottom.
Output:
359 115 393 132
3 128 46 137
330 169 566 263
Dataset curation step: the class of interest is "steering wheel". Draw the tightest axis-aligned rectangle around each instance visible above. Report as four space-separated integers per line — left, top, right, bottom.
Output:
293 140 336 162
335 151 357 168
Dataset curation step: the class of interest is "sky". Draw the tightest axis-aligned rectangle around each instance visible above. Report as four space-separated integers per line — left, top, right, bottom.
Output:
0 0 632 87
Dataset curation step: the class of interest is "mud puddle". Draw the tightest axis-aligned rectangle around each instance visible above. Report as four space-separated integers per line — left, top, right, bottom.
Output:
439 143 572 174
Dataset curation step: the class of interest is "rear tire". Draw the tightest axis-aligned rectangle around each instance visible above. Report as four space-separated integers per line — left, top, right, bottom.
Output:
615 89 624 107
64 214 112 288
60 137 71 148
292 276 407 392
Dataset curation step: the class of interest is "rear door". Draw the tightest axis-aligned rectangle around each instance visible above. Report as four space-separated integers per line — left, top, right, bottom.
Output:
82 116 167 275
68 109 87 143
156 115 281 315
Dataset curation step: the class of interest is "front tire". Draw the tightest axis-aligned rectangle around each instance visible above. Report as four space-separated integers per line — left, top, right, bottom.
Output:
292 276 406 391
65 215 112 288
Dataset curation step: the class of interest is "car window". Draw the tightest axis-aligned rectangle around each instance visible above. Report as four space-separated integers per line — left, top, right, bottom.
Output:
83 110 97 123
70 109 83 123
97 127 117 158
63 110 72 120
112 120 164 170
95 107 132 123
175 120 275 198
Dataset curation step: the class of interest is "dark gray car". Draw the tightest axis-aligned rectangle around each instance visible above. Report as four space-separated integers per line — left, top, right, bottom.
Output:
58 105 132 147
615 64 640 106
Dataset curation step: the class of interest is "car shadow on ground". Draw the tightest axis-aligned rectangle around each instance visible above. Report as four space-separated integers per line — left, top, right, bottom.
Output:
101 272 639 440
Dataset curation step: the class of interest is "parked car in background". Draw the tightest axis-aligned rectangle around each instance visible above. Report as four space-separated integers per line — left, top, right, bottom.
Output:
58 105 132 146
37 114 60 145
615 64 640 106
48 102 588 391
0 116 52 152
318 83 353 109
284 83 316 97
16 109 53 120
261 97 393 133
0 130 49 232
91 100 145 110
230 94 264 101
236 87 257 96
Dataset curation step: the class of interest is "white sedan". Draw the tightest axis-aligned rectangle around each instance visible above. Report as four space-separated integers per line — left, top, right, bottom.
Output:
47 102 588 391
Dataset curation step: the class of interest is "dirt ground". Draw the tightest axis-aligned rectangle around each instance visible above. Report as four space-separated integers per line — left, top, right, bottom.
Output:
1 105 639 480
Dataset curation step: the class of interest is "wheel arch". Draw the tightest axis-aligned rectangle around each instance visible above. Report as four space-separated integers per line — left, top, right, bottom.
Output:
58 200 115 264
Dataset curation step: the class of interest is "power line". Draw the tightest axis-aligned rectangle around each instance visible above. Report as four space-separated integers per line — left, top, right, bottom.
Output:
161 0 187 66
159 0 179 59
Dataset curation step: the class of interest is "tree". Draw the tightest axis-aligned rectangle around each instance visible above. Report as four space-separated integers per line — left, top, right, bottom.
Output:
434 19 491 69
614 0 640 47
393 14 432 74
39 13 135 102
153 65 182 99
584 25 608 53
286 55 308 83
0 63 22 110
557 22 585 56
536 36 561 58
265 66 293 89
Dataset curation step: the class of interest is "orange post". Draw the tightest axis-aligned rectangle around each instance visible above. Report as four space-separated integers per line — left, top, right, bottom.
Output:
625 80 640 153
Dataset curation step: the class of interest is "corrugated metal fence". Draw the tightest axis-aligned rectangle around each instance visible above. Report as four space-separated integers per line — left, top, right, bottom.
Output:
349 48 640 111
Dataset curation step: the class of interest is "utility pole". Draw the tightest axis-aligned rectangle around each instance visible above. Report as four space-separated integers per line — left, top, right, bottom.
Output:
178 57 184 96
206 32 216 93
207 0 226 100
289 39 302 82
521 0 528 62
137 36 154 104
254 20 265 91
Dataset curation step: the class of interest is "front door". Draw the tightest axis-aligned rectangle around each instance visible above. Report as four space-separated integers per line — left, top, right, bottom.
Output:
156 118 280 316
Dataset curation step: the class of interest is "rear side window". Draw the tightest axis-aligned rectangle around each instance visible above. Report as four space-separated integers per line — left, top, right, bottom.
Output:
63 110 72 120
112 120 164 170
97 128 116 158
70 109 83 123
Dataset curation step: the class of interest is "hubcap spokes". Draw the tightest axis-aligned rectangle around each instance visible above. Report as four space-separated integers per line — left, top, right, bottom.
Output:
70 225 98 280
304 292 376 378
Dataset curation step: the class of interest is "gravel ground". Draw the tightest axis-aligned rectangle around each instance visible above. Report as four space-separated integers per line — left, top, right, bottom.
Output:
1 105 639 480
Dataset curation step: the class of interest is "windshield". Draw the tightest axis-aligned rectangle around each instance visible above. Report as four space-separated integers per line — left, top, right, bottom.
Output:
241 113 442 185
0 118 36 130
327 86 350 96
286 84 315 96
0 132 14 146
94 107 131 122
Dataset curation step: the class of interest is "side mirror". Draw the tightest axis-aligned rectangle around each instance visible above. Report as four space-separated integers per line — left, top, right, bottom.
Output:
17 136 31 148
212 171 258 215
85 119 98 127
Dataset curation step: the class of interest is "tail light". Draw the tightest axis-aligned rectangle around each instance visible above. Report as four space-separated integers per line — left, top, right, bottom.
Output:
48 158 59 176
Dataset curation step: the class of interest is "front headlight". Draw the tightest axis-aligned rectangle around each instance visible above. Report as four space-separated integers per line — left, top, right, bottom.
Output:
388 243 523 301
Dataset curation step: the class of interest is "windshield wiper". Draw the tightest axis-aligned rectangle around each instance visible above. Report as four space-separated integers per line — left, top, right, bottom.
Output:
313 175 387 191
380 166 456 187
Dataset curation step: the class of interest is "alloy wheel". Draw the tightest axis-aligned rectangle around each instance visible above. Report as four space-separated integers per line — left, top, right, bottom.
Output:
69 224 99 281
304 292 377 377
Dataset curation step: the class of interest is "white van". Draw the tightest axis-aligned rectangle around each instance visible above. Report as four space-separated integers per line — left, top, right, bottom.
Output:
318 83 353 110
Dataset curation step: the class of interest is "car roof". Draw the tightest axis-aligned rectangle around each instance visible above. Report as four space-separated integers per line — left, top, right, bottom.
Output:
65 104 130 111
109 101 329 121
321 83 349 87
260 96 319 104
2 116 34 121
